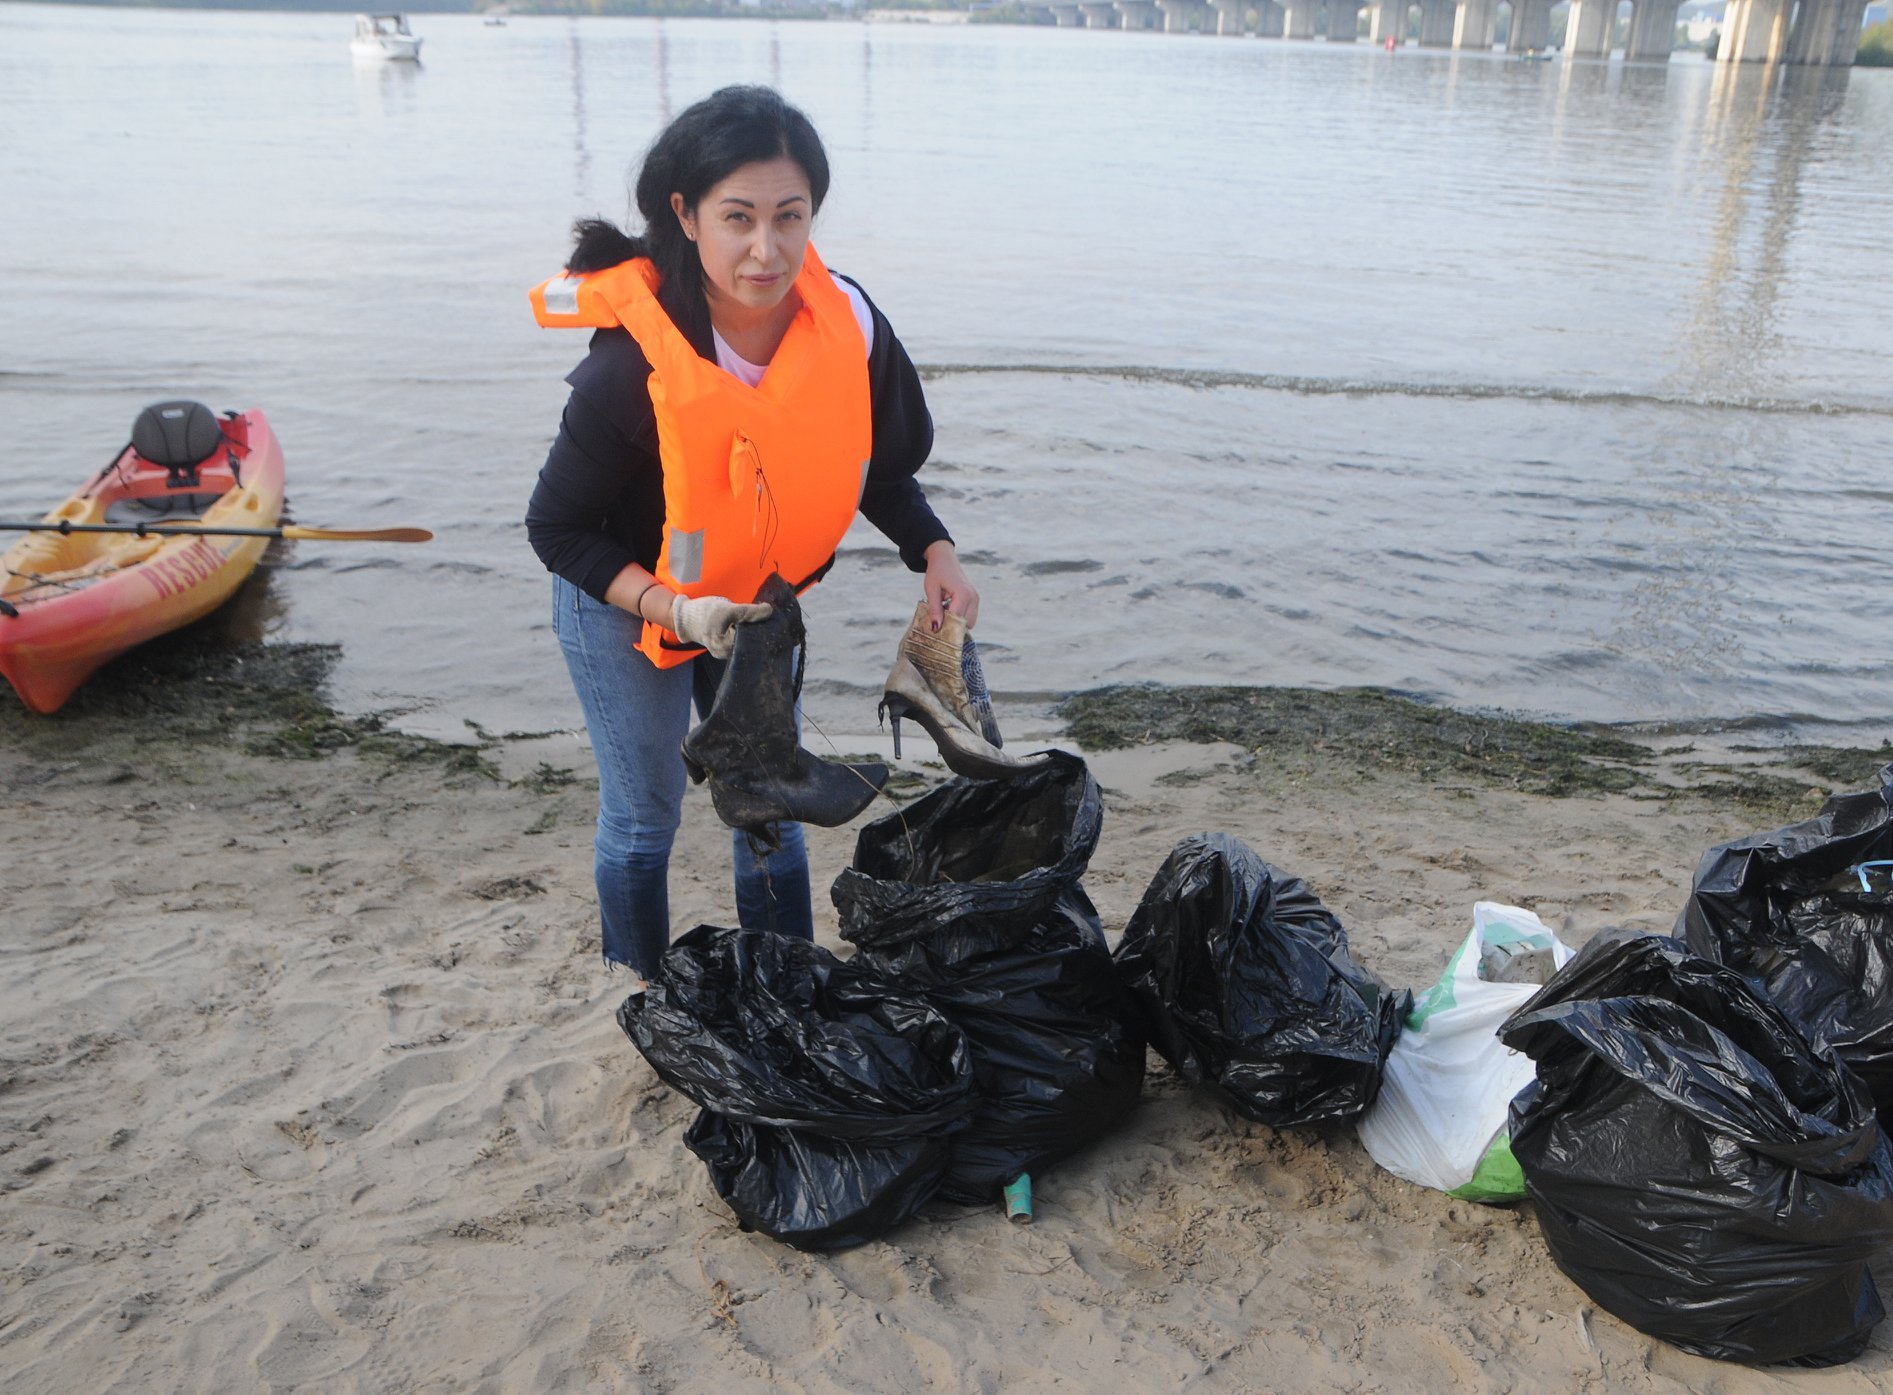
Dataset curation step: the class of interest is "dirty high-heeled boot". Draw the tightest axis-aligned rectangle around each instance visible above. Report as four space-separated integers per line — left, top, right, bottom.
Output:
880 601 1052 781
681 573 887 841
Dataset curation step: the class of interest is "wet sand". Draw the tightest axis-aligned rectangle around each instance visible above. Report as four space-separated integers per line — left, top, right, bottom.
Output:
3 640 1890 1393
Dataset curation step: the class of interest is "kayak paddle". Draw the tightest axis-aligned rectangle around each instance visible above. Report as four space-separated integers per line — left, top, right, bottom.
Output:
0 520 433 543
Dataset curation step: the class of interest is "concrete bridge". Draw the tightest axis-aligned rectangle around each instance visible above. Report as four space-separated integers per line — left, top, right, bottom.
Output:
1034 0 1871 64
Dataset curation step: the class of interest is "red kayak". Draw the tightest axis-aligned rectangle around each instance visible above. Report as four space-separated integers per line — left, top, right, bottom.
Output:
0 403 286 714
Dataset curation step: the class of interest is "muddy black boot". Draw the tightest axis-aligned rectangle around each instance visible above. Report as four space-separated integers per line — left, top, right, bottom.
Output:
681 573 887 840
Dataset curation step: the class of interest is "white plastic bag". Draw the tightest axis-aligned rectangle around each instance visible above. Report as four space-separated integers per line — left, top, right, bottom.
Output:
1355 903 1574 1200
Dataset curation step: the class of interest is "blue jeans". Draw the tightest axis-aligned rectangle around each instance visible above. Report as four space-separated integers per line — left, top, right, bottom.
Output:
551 575 814 973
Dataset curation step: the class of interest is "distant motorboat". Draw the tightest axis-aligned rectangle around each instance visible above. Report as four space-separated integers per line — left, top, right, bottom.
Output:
483 5 509 24
351 13 423 62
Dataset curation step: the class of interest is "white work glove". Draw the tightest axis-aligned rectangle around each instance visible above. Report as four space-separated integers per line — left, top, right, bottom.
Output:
669 593 773 660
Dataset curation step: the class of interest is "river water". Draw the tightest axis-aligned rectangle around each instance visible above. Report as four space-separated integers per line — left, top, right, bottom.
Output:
3 4 1890 740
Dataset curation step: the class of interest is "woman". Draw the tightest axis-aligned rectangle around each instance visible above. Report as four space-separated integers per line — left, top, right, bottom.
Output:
525 86 977 978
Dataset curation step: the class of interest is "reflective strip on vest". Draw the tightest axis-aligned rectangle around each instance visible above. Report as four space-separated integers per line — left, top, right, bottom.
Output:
542 276 580 318
668 528 704 586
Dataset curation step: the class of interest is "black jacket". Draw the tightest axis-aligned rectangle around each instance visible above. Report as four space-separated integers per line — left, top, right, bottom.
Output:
525 274 950 602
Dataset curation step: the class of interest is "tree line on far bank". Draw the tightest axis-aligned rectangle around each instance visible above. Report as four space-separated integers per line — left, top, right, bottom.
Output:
1862 16 1893 64
27 0 1042 15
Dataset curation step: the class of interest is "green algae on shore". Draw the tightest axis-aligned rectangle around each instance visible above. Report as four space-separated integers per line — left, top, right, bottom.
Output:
0 630 498 781
15 633 1888 832
1058 684 1652 797
1749 743 1893 788
1057 684 1890 821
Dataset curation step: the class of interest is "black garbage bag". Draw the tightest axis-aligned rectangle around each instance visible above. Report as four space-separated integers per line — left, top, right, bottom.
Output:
617 924 979 1250
1112 833 1408 1127
1679 764 1893 1118
1500 929 1893 1367
831 753 1145 1204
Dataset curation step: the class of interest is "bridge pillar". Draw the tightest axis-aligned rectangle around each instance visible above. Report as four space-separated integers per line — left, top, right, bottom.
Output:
1718 0 1785 60
1623 0 1679 57
1824 0 1870 62
1369 0 1407 40
1256 0 1286 31
1830 0 1871 62
1785 0 1870 62
1416 0 1456 44
1833 0 1871 62
1157 0 1204 28
1049 2 1084 21
1327 0 1363 37
1505 0 1553 50
1079 1 1120 24
1454 0 1498 46
1115 0 1159 26
1563 0 1614 55
1210 0 1249 31
1282 0 1320 35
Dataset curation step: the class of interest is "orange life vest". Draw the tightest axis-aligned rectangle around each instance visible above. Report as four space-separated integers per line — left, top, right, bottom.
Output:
531 243 872 667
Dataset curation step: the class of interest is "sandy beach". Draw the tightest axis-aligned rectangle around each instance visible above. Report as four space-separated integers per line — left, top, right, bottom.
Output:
4 638 1891 1394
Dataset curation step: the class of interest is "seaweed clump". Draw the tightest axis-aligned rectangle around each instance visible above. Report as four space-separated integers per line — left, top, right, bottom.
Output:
0 627 496 780
1058 685 1654 798
1773 744 1893 789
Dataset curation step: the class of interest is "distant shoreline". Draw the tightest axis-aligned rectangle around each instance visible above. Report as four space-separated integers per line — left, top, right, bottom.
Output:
12 0 978 18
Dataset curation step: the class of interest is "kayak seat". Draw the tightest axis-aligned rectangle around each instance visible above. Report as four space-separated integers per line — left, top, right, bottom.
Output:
131 400 225 472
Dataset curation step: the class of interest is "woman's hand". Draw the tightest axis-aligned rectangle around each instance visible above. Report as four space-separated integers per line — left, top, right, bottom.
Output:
604 565 769 658
669 593 772 658
923 540 979 632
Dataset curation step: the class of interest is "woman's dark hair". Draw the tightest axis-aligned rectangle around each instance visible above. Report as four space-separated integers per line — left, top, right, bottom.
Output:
566 86 830 349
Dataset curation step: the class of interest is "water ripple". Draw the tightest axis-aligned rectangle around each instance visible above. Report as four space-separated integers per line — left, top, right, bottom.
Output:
919 363 1893 419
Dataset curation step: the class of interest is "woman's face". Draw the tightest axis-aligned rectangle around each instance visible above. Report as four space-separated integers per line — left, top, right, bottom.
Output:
673 157 813 317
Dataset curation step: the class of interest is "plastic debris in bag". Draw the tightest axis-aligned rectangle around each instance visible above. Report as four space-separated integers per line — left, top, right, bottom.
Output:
1680 764 1893 1118
618 925 978 1250
1357 902 1574 1200
1113 833 1409 1127
1500 929 1893 1367
831 753 1145 1205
